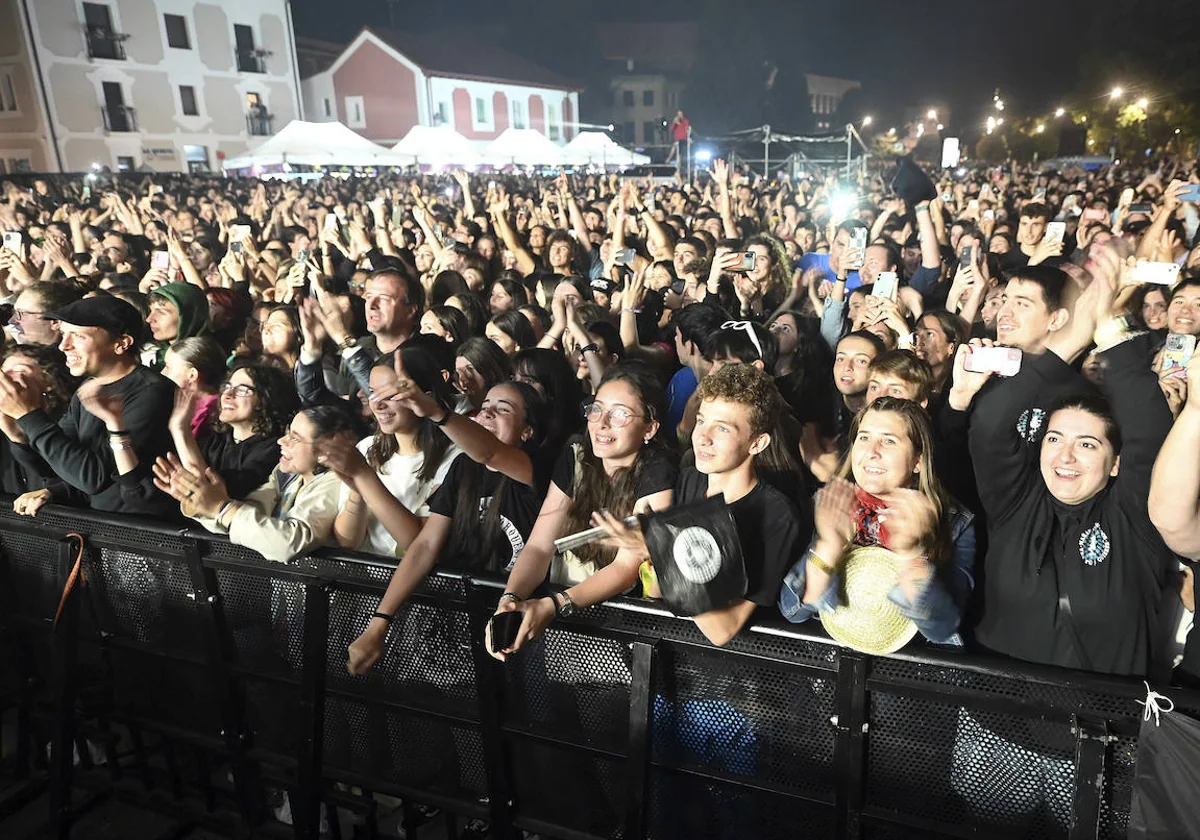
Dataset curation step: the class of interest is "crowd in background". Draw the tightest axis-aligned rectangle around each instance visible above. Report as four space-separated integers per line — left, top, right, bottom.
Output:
1 153 1200 696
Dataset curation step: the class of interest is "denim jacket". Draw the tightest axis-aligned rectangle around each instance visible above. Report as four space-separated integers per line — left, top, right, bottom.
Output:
778 501 976 646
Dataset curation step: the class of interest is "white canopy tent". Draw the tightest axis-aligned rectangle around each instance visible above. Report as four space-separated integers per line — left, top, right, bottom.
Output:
222 120 415 171
392 125 480 168
480 128 567 168
562 131 651 167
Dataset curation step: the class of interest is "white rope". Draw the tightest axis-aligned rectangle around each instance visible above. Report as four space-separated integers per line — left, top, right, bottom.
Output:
1136 680 1175 726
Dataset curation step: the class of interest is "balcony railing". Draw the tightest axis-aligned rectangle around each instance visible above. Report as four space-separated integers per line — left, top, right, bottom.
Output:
86 26 127 60
246 112 273 136
101 104 137 133
236 50 267 74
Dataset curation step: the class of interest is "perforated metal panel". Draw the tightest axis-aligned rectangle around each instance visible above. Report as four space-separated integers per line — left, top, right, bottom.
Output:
322 694 487 804
507 737 626 838
648 772 836 840
652 644 837 801
0 531 62 621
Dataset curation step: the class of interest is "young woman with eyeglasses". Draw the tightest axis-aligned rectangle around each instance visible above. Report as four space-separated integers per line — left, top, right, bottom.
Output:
168 362 301 500
154 404 359 563
488 363 677 659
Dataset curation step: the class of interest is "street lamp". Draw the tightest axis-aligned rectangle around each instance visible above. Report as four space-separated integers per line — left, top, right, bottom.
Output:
1036 124 1045 133
997 117 1004 126
926 109 937 120
936 123 944 131
1136 97 1149 109
887 127 896 135
862 115 873 127
1055 107 1066 117
1110 87 1123 99
986 116 997 132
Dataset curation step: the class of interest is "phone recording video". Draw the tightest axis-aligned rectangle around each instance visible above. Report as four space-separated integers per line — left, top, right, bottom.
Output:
964 346 1023 377
1162 334 1197 376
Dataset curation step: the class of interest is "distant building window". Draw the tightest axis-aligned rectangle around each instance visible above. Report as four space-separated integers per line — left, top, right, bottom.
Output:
642 121 656 144
436 102 448 125
116 155 134 171
622 90 634 107
512 99 525 129
345 95 365 129
1 71 17 111
643 90 654 107
548 104 559 141
475 96 489 125
164 13 189 49
179 85 198 116
622 122 634 141
323 98 331 118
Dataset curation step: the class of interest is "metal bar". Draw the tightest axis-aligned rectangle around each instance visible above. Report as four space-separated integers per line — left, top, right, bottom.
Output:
464 606 514 840
832 651 868 840
1069 715 1109 840
183 540 264 829
624 642 655 840
294 582 330 840
47 536 81 840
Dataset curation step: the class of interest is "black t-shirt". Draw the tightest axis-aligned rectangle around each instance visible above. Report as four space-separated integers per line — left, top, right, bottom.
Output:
675 467 812 607
200 432 281 500
427 453 549 572
550 440 677 502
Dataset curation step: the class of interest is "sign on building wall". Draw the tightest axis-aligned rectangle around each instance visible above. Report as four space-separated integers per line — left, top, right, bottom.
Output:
142 146 178 162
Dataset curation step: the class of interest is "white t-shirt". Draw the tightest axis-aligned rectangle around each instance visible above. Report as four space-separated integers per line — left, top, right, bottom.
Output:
338 436 461 557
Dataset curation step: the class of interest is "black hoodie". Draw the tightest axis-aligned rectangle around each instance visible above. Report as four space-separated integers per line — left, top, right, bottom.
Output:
964 334 1176 677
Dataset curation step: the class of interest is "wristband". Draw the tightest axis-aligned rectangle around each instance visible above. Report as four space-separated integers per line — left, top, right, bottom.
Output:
433 409 451 427
498 592 521 605
217 500 239 524
108 429 130 437
580 343 600 355
808 550 837 576
371 611 394 624
622 307 642 314
110 440 133 452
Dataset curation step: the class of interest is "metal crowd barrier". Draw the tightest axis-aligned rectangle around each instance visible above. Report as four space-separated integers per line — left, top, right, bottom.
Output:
0 502 1196 840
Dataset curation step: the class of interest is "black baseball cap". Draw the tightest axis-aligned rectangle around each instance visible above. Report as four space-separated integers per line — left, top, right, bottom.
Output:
45 295 143 340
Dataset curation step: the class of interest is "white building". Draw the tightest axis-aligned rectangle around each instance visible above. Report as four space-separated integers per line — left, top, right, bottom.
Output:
805 73 861 132
0 0 303 174
297 28 581 148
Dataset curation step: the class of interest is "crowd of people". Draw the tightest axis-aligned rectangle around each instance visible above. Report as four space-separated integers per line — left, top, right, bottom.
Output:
1 155 1199 697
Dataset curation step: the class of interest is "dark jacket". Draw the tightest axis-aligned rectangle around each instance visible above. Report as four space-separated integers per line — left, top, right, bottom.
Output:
199 431 281 500
965 334 1176 677
16 366 177 516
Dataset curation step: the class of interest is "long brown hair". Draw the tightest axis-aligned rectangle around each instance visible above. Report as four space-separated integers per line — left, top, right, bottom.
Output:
834 397 952 568
564 364 670 570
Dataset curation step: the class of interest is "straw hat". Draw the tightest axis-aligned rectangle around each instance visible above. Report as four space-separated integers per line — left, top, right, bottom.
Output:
822 545 919 656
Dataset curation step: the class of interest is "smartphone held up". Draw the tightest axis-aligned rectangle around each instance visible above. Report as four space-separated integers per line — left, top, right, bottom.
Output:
1161 334 1196 377
965 346 1023 378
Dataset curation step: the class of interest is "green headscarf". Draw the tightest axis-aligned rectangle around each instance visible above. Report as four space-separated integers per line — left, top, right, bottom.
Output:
150 282 211 367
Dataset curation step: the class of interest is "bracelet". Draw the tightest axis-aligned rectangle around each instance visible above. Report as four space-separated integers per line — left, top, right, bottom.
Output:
108 429 130 437
433 409 451 427
371 611 394 624
580 343 600 355
498 592 521 605
110 440 133 452
622 307 642 314
216 500 239 523
808 550 837 576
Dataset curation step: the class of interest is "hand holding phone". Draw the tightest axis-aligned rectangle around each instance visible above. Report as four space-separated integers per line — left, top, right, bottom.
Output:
488 611 523 654
873 271 899 301
1131 260 1181 286
1162 333 1197 376
1044 221 1066 246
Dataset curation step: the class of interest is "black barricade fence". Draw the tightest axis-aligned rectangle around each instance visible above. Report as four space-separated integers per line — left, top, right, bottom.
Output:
1 503 1198 840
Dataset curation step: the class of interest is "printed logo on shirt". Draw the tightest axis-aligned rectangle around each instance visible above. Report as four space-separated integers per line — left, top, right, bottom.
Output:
672 526 722 584
478 496 525 572
1017 408 1047 443
1079 523 1111 567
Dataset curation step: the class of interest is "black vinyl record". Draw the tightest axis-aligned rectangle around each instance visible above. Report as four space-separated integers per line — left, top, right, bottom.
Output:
641 496 747 617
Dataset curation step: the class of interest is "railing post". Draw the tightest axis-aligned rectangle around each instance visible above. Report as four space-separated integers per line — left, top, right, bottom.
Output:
294 582 330 840
1069 715 1109 840
47 535 82 840
624 641 655 840
182 541 264 830
467 605 516 839
831 651 868 840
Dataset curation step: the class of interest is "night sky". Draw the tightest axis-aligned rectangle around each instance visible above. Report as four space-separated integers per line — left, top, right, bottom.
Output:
290 0 1194 136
